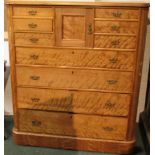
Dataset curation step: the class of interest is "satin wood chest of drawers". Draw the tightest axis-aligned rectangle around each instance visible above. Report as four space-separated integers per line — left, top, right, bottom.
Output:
6 0 149 153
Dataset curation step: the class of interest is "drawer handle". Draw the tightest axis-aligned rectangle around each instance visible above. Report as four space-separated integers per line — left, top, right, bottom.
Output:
111 40 120 46
105 101 116 108
32 120 41 126
88 23 93 35
109 58 118 64
107 80 118 85
31 97 40 102
30 54 39 60
112 11 122 17
102 126 114 132
30 38 39 43
28 23 38 28
111 25 120 31
28 10 37 16
30 76 40 80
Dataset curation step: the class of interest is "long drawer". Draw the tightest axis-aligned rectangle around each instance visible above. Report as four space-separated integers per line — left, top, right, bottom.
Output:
13 19 53 32
16 66 133 92
17 87 131 116
19 109 128 140
16 47 135 71
15 33 54 46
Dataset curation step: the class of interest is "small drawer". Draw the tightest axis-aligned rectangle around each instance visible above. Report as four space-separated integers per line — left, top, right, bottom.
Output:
95 21 138 34
95 9 139 19
16 66 133 93
15 33 54 46
19 109 128 140
16 47 135 71
13 19 53 32
94 35 136 49
17 87 131 116
13 7 54 17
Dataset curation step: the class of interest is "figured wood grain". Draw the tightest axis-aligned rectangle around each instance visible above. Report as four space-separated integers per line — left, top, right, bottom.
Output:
13 6 54 17
95 21 138 34
19 109 128 140
94 35 136 49
16 47 135 71
16 66 134 92
13 18 53 32
15 33 54 46
17 87 131 116
95 8 140 19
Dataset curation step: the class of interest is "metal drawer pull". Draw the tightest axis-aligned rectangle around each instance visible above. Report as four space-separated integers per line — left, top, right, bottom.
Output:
30 54 39 60
30 76 40 80
30 38 39 43
31 97 40 102
28 23 38 28
107 80 118 85
88 23 93 35
111 40 120 46
111 25 120 31
28 10 37 16
109 58 118 64
102 126 114 132
32 120 41 126
105 101 116 108
112 11 122 17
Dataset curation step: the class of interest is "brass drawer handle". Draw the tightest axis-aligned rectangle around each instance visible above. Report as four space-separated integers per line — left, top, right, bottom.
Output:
28 10 37 16
107 80 118 85
32 120 41 126
109 58 118 64
102 126 114 132
111 40 120 46
31 97 40 102
28 23 38 28
88 23 93 35
112 11 122 17
111 25 120 31
30 54 39 60
105 101 116 108
30 38 39 43
30 76 40 80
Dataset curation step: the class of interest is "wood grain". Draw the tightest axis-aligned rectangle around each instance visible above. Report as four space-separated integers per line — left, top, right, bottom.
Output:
16 47 136 71
18 109 128 140
13 18 53 32
94 35 136 49
17 87 131 116
16 66 134 92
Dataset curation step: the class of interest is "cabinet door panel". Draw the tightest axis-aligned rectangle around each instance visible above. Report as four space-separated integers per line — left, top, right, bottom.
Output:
56 8 93 47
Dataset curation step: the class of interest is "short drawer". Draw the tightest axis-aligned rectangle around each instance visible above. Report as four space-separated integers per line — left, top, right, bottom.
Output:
19 109 128 140
13 7 54 17
95 9 139 19
94 35 136 49
17 87 131 116
15 33 54 46
95 21 138 34
13 19 53 32
16 66 133 93
16 48 135 71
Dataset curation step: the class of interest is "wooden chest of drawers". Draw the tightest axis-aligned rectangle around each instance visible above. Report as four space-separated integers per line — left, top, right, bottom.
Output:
6 0 149 154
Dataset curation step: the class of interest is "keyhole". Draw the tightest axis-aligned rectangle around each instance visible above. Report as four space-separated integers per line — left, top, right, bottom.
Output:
72 71 74 74
72 51 75 54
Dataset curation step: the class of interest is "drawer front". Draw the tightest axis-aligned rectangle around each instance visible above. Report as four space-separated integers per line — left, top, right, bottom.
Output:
13 7 54 17
95 21 138 34
15 33 54 46
17 87 131 116
95 9 139 19
94 35 136 49
16 67 133 92
13 19 53 32
16 48 135 71
19 109 128 140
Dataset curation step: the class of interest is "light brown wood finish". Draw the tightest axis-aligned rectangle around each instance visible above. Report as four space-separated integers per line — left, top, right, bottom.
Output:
16 47 135 71
16 66 134 93
18 109 128 140
17 87 131 116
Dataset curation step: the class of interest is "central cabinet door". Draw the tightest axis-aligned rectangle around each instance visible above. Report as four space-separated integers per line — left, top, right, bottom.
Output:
56 8 94 47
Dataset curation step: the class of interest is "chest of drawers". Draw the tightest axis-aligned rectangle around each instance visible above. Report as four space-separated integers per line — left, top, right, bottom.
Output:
6 0 149 154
